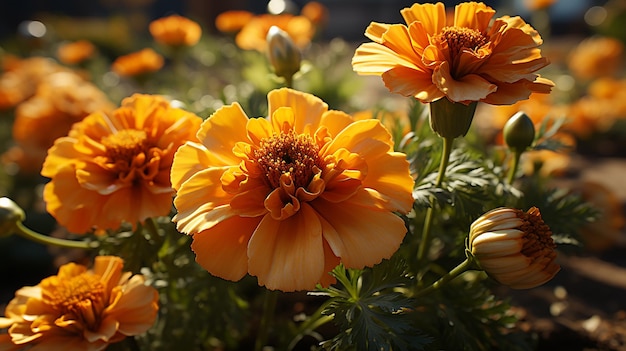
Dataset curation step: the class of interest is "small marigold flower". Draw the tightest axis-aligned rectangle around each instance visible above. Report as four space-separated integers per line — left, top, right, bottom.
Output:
301 1 329 27
215 10 255 33
468 207 560 289
567 36 624 80
5 71 114 174
57 40 96 65
171 88 414 292
0 57 68 110
235 14 314 52
352 1 554 105
0 256 159 351
41 94 202 234
149 14 202 47
111 48 164 77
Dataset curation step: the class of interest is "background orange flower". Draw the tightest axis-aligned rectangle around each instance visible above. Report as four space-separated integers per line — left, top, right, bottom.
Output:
0 256 158 351
111 48 164 77
149 14 202 47
352 1 554 105
171 88 414 291
41 94 202 234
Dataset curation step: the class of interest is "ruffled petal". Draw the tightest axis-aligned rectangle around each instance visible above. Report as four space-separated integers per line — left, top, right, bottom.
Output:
247 205 324 291
191 216 260 281
453 2 495 31
381 66 444 102
315 199 407 269
196 103 250 165
267 88 326 135
400 2 446 33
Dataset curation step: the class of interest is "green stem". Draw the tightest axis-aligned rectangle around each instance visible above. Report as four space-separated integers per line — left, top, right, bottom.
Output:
287 305 334 350
14 221 98 249
255 289 278 351
506 150 522 185
417 136 454 262
414 257 475 298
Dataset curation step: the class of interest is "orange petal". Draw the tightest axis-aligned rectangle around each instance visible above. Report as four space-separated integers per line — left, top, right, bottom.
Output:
247 205 324 291
355 151 414 212
352 40 420 76
271 106 296 134
381 66 444 102
433 61 496 102
319 110 354 139
267 88 326 135
400 2 446 34
322 119 391 161
196 103 250 165
363 22 391 44
191 216 260 281
453 2 495 31
314 198 407 269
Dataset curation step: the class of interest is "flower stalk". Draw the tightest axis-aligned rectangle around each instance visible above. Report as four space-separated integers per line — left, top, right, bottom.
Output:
417 135 454 262
13 221 98 249
415 256 476 298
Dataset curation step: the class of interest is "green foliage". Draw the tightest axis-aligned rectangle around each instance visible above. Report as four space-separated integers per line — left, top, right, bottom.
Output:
315 261 431 351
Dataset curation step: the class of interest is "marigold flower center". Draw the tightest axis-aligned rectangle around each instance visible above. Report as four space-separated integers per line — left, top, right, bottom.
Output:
101 129 149 162
516 207 557 259
438 26 488 56
42 273 106 329
253 130 322 189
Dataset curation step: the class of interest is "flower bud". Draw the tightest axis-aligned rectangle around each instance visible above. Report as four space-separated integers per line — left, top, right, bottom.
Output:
503 111 535 152
266 26 301 81
0 197 25 236
468 207 560 289
429 98 477 139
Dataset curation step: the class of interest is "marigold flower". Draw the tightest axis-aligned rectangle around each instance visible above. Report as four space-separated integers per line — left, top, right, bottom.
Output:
468 207 560 289
0 256 159 351
301 1 329 27
171 88 414 291
352 1 554 105
4 71 114 174
41 94 202 234
215 10 255 33
0 57 68 110
149 14 202 47
235 14 314 52
567 36 624 80
111 48 164 77
57 40 96 65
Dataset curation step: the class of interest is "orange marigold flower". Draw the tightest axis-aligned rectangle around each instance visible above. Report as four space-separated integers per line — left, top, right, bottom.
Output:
567 36 624 80
41 94 202 234
149 14 202 47
301 1 329 27
0 57 69 110
111 48 164 77
0 256 159 351
469 207 560 289
235 14 314 52
523 0 557 11
57 40 96 65
215 10 255 33
352 1 554 105
171 88 414 292
4 71 114 174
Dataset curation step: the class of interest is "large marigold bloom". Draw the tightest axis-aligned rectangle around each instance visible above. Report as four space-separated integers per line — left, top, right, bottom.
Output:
171 88 414 292
352 2 554 105
41 94 202 234
0 256 159 351
149 14 202 47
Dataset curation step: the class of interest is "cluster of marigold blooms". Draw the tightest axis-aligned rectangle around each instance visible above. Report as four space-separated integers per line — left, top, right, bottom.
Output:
0 2 569 350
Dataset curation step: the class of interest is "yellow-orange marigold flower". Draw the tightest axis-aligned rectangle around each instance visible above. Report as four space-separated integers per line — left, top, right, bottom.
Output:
149 14 202 47
57 40 96 65
352 1 554 105
111 48 164 77
567 36 624 80
4 71 114 174
171 88 414 292
235 14 314 52
215 10 255 33
0 256 158 351
469 207 560 289
41 94 202 234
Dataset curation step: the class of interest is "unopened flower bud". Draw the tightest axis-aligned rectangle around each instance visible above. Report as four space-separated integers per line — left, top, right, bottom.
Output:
504 111 535 152
468 207 560 289
0 197 25 236
429 98 478 139
266 26 301 81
